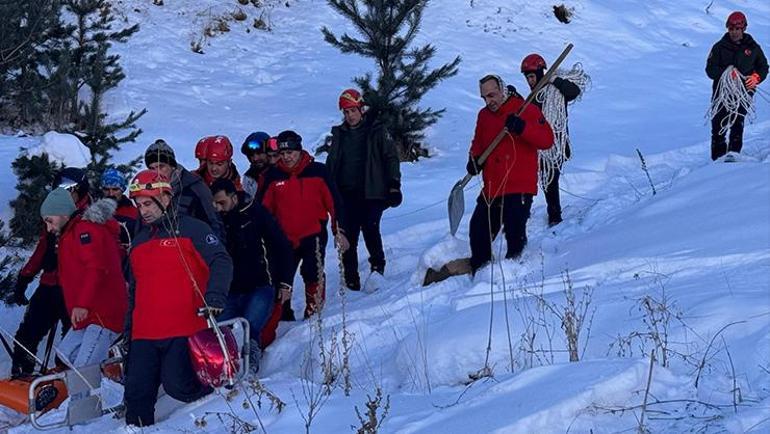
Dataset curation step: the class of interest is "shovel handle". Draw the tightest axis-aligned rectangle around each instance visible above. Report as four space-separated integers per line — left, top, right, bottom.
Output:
475 43 574 167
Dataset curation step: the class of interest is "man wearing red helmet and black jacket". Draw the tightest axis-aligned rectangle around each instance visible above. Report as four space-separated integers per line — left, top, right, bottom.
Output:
9 167 91 377
706 11 767 160
467 75 554 274
122 170 232 427
260 130 349 320
521 53 581 227
326 89 401 291
193 135 244 192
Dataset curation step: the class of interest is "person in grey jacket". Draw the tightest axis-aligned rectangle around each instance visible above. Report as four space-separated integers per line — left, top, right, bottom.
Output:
144 139 225 240
325 89 401 291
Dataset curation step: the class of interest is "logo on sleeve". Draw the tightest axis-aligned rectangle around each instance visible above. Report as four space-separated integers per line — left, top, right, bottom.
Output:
205 234 219 245
79 233 91 245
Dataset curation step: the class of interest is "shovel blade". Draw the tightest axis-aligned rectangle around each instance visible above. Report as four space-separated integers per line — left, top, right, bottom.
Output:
448 178 467 236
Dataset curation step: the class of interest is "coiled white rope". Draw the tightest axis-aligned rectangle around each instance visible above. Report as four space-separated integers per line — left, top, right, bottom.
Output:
708 66 756 136
536 63 591 190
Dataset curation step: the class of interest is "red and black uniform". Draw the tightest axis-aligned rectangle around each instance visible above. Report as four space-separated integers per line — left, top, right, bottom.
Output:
261 151 344 319
57 199 128 333
11 195 90 377
123 212 232 426
706 33 768 159
468 95 554 273
194 163 244 192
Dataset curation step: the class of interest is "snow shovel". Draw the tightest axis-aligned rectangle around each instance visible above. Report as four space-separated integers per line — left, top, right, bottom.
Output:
447 43 574 236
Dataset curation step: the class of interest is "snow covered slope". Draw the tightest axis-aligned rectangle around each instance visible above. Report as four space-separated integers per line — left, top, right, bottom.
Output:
3 0 770 432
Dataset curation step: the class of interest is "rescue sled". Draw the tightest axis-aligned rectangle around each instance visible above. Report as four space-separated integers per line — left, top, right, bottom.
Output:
0 317 250 430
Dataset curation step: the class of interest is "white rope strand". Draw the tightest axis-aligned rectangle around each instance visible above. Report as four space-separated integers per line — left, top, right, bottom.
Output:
536 63 590 191
708 66 756 136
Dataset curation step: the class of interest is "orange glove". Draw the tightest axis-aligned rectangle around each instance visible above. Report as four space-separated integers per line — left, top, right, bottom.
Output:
745 73 761 90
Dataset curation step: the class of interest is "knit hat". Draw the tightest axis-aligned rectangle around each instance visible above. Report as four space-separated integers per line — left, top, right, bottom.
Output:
100 168 128 191
40 187 76 217
144 139 177 167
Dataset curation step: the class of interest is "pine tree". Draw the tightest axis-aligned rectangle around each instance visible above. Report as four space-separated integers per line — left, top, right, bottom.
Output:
9 153 62 246
322 0 460 161
63 0 146 178
0 219 22 305
0 0 68 126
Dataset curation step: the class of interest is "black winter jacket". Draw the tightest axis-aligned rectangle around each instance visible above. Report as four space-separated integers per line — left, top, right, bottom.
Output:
706 33 768 93
327 113 401 200
170 167 225 240
221 194 294 294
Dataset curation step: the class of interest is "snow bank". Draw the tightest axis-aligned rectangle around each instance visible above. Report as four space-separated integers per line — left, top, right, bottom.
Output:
23 132 91 168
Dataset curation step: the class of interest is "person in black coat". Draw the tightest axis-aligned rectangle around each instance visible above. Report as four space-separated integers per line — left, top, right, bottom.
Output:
706 11 768 160
211 179 294 369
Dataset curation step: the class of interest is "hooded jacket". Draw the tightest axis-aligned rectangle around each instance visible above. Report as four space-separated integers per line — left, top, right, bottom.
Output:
169 166 226 241
470 95 554 198
706 33 768 92
260 151 344 248
57 199 128 333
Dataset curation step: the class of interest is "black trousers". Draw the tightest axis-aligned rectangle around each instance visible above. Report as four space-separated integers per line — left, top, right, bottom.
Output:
124 337 212 427
282 230 328 319
711 104 747 160
340 192 386 288
543 168 562 224
12 284 70 376
469 193 533 273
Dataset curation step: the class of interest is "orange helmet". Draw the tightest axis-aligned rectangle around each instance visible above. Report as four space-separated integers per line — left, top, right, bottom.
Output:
201 136 234 162
128 170 172 199
338 88 363 110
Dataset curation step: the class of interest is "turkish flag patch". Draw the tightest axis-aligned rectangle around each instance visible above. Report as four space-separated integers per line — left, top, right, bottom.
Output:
80 232 92 245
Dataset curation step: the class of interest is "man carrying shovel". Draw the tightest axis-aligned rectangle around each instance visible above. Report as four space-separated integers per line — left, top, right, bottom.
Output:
466 75 554 274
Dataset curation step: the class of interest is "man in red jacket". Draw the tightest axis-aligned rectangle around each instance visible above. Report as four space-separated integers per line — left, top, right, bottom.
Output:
467 75 554 274
123 170 232 427
39 188 128 367
100 167 138 250
261 130 349 320
9 167 91 377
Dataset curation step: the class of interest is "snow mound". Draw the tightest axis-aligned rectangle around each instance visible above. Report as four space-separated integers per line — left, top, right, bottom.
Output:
23 132 92 168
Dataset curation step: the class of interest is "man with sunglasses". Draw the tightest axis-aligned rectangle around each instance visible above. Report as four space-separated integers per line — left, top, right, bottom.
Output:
240 131 271 200
706 11 767 161
325 89 401 292
261 130 349 320
9 168 92 377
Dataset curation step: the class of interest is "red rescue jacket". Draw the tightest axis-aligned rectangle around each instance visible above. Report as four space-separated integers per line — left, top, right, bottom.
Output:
57 199 128 333
261 152 344 248
470 96 554 198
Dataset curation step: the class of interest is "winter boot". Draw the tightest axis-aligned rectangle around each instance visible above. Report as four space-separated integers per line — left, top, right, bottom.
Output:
363 270 385 292
711 136 728 161
304 282 325 319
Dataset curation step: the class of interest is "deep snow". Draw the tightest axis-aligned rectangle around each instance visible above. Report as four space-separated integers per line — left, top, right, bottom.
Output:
1 0 769 433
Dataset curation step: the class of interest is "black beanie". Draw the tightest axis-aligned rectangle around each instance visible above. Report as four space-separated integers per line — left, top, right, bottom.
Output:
144 139 177 167
276 130 302 151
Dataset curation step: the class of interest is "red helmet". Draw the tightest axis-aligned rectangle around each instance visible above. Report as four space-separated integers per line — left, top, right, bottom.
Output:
188 326 240 388
726 11 746 29
265 136 280 154
339 88 363 110
128 170 172 199
201 136 234 163
521 53 547 73
194 138 208 161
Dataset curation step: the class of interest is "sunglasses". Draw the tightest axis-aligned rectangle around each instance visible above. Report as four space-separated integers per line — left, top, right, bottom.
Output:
245 140 263 151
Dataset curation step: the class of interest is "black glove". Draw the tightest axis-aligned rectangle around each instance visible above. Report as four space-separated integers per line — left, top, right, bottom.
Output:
386 189 403 208
10 274 32 306
466 156 483 175
505 114 526 136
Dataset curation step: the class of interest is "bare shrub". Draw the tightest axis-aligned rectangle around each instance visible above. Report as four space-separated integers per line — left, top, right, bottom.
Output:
352 387 391 434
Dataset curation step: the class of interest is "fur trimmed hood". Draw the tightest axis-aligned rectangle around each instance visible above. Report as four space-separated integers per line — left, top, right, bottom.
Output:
82 198 118 224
